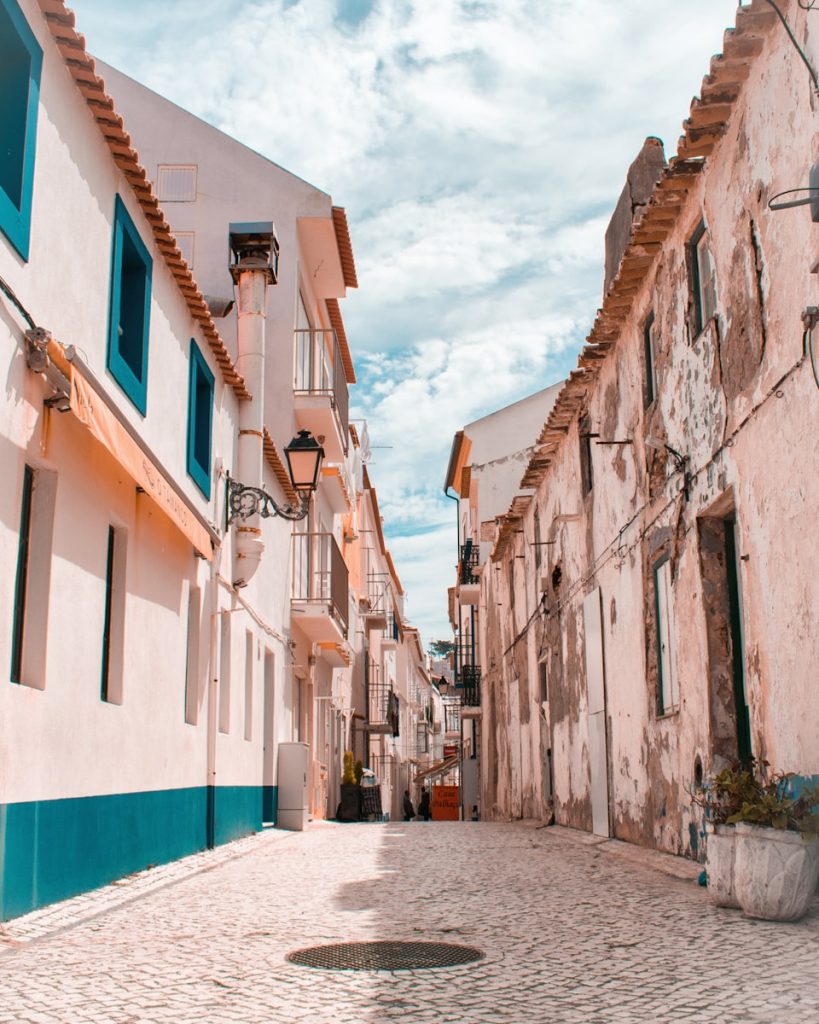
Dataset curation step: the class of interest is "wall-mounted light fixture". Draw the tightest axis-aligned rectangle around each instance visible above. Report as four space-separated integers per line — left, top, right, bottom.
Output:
227 429 324 523
646 435 691 500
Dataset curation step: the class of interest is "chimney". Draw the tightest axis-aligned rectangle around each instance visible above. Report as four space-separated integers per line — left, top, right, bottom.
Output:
604 137 666 294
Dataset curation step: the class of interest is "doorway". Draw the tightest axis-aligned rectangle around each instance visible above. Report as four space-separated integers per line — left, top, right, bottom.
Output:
262 649 276 823
698 507 752 763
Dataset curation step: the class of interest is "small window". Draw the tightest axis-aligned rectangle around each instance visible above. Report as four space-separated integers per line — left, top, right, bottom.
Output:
643 312 658 408
156 164 197 202
538 660 549 703
244 631 254 741
184 584 201 725
533 507 542 572
219 610 231 734
579 416 594 494
0 0 42 261
689 220 717 335
100 525 127 705
107 196 152 414
653 557 680 714
186 340 215 498
10 464 56 689
175 231 195 268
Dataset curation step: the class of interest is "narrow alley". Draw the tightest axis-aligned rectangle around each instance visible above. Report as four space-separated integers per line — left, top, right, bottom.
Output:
1 821 817 1024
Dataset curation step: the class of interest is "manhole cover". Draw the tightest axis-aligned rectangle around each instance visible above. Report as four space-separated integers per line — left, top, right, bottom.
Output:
287 940 485 972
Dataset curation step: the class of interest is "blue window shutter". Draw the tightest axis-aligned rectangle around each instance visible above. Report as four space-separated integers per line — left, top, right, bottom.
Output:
0 0 43 261
186 339 215 498
106 196 152 414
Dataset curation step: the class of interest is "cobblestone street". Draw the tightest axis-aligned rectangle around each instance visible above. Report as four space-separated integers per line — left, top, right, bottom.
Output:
1 821 818 1024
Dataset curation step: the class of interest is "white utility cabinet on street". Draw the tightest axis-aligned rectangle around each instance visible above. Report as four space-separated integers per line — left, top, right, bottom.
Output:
277 742 309 831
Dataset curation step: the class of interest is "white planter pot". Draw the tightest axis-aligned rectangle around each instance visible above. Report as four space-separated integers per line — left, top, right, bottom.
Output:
705 823 739 908
734 822 819 922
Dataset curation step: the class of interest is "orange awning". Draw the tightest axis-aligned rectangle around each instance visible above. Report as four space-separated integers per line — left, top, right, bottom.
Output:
414 755 459 783
49 341 214 560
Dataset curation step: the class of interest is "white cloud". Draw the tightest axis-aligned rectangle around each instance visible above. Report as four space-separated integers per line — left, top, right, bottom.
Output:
71 0 741 644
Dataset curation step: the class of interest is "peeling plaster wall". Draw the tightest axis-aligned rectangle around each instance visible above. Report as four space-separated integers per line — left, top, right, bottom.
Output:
480 3 819 854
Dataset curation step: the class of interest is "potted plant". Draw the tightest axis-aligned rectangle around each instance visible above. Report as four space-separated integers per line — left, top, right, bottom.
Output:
337 750 362 822
694 760 762 908
728 773 819 922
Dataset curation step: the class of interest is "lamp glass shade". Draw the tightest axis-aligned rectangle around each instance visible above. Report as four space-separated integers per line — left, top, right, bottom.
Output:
285 430 324 492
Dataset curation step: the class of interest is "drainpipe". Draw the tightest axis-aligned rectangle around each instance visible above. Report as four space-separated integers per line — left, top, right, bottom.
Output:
228 223 278 588
206 522 221 849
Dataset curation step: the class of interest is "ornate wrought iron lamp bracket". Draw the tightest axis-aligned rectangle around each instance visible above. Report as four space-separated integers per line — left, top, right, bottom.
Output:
226 474 309 524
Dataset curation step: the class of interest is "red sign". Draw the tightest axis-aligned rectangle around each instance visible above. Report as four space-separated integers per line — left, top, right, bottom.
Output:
432 785 460 821
443 744 458 759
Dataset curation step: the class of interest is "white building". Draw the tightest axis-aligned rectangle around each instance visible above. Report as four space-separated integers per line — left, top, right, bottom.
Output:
444 384 561 819
0 0 361 920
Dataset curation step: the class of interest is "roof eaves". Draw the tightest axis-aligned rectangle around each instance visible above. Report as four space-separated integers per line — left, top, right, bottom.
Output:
263 427 298 505
516 0 777 497
332 206 358 289
38 1 251 403
326 297 356 384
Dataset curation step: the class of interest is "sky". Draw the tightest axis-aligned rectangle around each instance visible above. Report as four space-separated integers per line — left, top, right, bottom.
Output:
69 0 742 646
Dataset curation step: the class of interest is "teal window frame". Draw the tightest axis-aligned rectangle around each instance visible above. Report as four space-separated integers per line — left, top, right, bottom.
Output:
107 195 152 414
186 339 215 498
0 0 43 262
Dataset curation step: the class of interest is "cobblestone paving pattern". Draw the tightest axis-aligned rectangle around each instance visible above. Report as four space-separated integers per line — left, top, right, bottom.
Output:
1 821 818 1024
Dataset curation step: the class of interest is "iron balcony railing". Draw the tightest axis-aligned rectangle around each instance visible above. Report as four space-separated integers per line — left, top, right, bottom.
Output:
291 532 349 636
457 664 481 707
293 328 349 453
365 659 400 736
459 539 480 585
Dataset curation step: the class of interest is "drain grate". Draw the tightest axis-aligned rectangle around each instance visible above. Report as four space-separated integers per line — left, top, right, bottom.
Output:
287 940 485 972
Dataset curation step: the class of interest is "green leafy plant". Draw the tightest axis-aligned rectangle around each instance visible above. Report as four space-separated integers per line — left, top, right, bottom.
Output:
342 750 356 786
354 759 364 785
727 775 819 841
693 758 766 825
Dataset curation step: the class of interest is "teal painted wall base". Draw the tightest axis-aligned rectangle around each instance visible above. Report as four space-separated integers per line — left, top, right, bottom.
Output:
262 785 278 824
0 785 266 922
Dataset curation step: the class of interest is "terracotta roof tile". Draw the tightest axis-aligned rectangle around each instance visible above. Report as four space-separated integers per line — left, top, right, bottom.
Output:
326 297 356 384
38 1 251 402
332 207 358 289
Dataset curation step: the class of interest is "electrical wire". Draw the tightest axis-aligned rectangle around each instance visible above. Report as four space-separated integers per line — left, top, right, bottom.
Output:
764 0 819 92
499 344 814 657
0 274 36 331
806 326 819 389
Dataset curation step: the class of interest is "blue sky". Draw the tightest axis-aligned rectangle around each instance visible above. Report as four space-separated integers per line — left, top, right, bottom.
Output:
69 0 742 644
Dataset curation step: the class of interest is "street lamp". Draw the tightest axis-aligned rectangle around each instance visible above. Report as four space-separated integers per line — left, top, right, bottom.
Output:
227 429 324 524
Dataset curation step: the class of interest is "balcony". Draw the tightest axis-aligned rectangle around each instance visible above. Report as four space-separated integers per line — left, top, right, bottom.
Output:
291 532 349 643
457 539 480 605
294 329 349 462
362 572 391 630
365 660 400 736
456 665 481 717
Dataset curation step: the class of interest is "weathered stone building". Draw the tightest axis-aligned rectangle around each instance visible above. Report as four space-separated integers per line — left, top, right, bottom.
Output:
477 0 819 856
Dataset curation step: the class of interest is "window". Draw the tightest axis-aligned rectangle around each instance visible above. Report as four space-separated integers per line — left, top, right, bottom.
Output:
186 340 215 498
10 464 56 689
175 231 195 268
653 557 680 714
0 0 42 261
100 525 127 704
689 220 717 335
156 164 197 202
579 416 594 494
219 610 231 734
10 465 33 683
643 312 658 408
184 585 201 725
244 631 254 741
533 507 542 572
107 196 152 414
539 659 549 703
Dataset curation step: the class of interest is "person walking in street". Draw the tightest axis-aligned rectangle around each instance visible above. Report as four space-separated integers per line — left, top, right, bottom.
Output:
418 787 431 821
402 790 415 821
